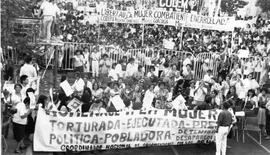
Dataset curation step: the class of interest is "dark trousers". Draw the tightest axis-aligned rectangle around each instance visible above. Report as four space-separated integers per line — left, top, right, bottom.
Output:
266 110 270 136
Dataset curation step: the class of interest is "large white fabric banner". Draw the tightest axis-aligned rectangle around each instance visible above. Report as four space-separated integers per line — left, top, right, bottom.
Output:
99 8 235 31
34 109 220 152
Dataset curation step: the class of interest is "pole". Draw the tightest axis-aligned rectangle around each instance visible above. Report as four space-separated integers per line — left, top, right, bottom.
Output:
215 0 222 17
54 46 59 88
142 21 145 47
180 2 187 50
42 46 55 79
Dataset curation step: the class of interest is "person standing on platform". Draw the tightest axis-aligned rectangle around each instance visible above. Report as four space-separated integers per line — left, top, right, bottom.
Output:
91 47 101 78
215 101 233 155
40 0 57 42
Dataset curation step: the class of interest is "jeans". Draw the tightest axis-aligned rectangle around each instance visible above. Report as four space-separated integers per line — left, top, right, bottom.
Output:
41 16 53 40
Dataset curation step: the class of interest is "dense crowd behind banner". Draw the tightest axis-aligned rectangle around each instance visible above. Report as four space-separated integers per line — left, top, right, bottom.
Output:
34 109 220 152
99 8 235 31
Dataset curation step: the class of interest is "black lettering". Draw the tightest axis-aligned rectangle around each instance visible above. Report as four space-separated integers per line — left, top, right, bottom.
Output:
66 122 74 132
99 121 106 131
49 134 56 144
104 133 112 143
164 131 171 140
164 109 177 116
91 134 98 144
50 120 57 132
111 134 119 143
92 122 98 131
156 131 163 140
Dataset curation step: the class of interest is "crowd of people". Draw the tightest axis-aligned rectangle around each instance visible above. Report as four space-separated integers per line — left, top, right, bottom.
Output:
2 51 270 152
1 0 270 154
31 0 270 54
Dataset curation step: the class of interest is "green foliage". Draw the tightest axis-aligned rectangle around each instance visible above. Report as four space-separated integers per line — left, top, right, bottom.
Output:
1 0 34 49
220 0 249 16
256 0 270 13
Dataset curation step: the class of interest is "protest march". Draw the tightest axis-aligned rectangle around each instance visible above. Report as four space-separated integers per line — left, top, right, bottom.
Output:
1 0 270 155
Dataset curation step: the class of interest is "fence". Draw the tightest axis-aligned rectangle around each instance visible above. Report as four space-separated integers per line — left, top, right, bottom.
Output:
2 46 19 64
193 52 220 80
3 42 265 84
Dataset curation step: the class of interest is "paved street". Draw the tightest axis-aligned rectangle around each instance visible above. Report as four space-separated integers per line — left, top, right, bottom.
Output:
3 131 270 155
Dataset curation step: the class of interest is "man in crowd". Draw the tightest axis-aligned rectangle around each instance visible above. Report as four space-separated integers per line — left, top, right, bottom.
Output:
19 56 38 86
40 0 59 42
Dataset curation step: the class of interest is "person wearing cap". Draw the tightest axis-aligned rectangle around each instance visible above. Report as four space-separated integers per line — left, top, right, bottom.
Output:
215 101 233 155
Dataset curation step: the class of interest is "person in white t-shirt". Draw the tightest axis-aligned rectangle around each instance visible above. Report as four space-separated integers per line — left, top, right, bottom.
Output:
91 47 101 77
126 58 138 77
20 57 38 81
40 0 57 41
194 80 208 106
243 73 260 94
12 96 32 153
20 57 38 90
73 50 85 73
203 69 214 85
108 63 119 81
235 74 246 100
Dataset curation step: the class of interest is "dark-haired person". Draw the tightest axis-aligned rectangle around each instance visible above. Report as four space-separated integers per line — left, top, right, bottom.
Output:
11 84 23 107
37 95 51 110
243 89 258 117
91 48 101 77
100 54 111 78
215 101 233 155
243 73 259 94
193 80 208 107
19 56 38 85
20 75 30 100
73 50 85 73
126 58 137 77
154 82 169 109
24 88 36 142
134 65 145 81
257 88 268 136
12 97 32 153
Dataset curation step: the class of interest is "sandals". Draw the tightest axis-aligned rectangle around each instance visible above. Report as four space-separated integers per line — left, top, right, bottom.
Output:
14 149 22 154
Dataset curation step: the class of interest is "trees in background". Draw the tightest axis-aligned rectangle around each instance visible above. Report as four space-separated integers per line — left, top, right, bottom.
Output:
220 0 249 16
256 0 270 13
